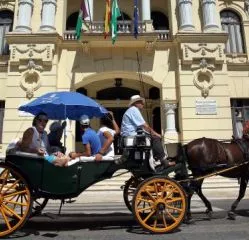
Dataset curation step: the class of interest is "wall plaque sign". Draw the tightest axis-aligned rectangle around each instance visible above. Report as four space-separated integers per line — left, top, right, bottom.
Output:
196 99 217 115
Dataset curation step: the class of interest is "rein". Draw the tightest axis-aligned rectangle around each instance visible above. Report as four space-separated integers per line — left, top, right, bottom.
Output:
178 160 249 183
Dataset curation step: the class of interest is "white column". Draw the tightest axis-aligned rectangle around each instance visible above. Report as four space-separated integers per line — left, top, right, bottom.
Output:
164 103 177 134
40 0 57 31
201 0 219 31
15 0 34 32
178 0 195 31
142 0 151 21
84 0 93 21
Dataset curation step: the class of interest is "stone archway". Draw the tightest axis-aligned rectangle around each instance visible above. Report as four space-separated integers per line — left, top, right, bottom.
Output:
74 72 162 152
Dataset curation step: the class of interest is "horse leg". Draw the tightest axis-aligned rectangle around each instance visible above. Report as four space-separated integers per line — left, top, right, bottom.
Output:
181 181 194 223
228 177 248 220
195 179 213 218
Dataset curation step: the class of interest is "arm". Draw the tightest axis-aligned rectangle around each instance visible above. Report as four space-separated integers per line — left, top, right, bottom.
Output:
19 128 45 155
142 123 161 138
112 119 120 135
69 143 91 158
99 131 113 154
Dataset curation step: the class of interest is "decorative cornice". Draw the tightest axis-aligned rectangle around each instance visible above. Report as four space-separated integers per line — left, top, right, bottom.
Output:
175 32 228 43
182 43 225 65
9 43 55 66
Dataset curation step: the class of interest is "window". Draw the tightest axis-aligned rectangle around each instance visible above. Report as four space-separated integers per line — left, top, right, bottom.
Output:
151 11 169 30
0 10 13 55
0 101 5 144
66 12 78 30
220 10 245 54
231 99 249 139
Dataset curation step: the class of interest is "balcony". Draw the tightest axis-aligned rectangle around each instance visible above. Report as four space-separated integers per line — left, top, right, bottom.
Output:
63 21 171 42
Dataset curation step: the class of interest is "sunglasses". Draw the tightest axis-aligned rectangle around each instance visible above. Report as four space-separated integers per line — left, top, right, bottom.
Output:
37 118 48 123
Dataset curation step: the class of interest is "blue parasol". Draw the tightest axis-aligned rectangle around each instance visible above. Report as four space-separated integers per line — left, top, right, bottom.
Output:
18 91 108 120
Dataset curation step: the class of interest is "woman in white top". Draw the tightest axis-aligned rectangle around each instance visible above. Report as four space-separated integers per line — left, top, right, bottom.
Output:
19 112 71 167
95 112 120 160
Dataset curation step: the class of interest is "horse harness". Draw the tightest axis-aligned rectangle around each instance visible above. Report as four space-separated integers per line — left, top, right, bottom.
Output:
232 138 249 161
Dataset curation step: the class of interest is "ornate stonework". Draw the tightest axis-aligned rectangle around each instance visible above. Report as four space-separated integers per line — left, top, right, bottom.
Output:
0 0 15 11
245 0 249 15
10 44 54 66
226 54 248 65
182 43 224 65
145 41 155 54
192 59 214 98
81 42 90 56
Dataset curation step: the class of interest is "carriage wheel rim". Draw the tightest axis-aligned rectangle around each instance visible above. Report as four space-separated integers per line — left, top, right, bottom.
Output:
0 165 32 237
133 177 186 233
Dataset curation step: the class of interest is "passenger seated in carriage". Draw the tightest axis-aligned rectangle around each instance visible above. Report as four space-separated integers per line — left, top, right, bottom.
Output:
19 112 71 167
120 95 175 168
48 120 67 154
95 112 120 161
69 114 102 160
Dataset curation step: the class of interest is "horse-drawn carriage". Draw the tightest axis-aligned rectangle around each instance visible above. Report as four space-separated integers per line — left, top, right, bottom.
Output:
0 131 187 237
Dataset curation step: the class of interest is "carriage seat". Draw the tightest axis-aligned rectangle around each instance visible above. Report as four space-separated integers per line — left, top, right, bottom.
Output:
122 134 151 149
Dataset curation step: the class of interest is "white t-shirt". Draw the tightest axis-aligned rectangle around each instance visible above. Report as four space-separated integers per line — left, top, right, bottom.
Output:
97 126 116 157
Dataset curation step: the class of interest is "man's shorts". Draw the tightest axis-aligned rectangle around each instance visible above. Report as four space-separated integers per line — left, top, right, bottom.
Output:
44 155 56 163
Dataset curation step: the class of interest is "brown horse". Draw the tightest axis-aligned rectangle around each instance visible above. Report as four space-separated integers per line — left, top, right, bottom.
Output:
183 137 249 220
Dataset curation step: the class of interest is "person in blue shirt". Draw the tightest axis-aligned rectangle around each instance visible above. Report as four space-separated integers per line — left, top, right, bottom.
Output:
69 114 101 159
121 95 175 168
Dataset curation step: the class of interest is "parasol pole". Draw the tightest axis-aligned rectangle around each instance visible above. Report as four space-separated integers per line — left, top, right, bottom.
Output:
64 105 66 148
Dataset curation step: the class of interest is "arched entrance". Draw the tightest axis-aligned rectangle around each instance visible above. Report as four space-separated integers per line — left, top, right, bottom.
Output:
75 76 161 153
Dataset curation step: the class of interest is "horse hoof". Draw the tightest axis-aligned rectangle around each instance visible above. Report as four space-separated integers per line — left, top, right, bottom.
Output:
205 209 213 219
227 211 236 220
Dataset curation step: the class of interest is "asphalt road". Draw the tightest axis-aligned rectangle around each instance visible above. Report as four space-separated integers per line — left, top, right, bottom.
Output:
8 198 249 240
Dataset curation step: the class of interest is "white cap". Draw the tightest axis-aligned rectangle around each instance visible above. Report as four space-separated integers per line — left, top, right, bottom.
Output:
79 114 90 125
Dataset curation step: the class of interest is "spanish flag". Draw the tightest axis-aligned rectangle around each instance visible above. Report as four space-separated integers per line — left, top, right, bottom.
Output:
104 0 111 38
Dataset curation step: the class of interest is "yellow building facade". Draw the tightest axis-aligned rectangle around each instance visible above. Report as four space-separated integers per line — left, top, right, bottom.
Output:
0 0 249 155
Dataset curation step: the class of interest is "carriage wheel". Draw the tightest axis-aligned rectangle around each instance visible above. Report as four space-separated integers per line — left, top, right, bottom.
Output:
123 176 143 212
132 176 187 233
31 198 49 217
0 164 32 237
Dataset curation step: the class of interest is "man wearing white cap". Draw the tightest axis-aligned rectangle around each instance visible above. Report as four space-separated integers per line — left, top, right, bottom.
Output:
121 95 175 168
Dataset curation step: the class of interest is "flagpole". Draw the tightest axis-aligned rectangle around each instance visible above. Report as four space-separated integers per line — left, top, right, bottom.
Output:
86 0 93 32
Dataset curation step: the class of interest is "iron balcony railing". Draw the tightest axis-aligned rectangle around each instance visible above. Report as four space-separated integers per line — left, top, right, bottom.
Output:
63 20 171 41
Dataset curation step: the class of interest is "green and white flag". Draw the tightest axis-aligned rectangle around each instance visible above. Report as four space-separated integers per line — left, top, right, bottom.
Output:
75 0 89 40
111 0 121 44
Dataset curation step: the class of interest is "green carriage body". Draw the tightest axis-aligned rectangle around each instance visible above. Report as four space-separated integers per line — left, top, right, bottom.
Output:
4 150 155 199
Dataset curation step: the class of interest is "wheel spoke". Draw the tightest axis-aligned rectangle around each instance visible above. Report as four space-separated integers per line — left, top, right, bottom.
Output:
3 179 20 195
0 208 11 230
153 182 159 198
166 205 183 212
144 190 156 202
142 210 156 223
165 197 183 204
0 170 9 192
4 199 28 207
2 203 22 220
137 197 153 204
138 206 153 213
3 190 28 199
153 218 158 228
162 213 167 228
166 210 177 222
